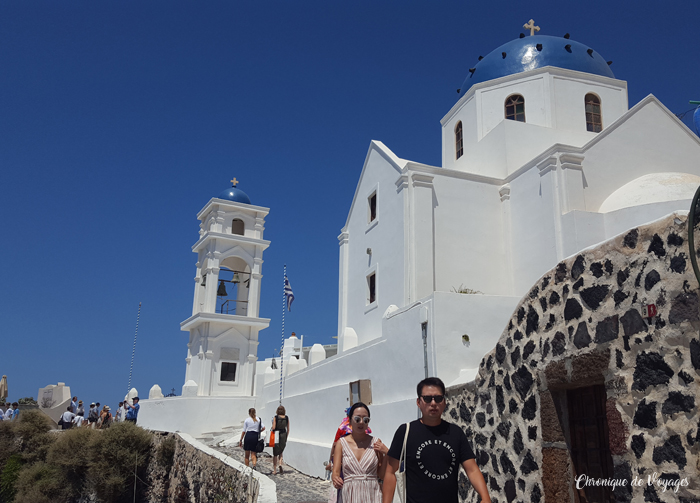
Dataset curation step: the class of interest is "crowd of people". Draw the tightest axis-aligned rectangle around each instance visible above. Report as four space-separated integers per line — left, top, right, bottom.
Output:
0 402 20 421
58 396 140 430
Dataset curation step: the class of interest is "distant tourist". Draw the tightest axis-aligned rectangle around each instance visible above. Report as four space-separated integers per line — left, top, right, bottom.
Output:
331 402 387 503
239 408 264 469
88 403 99 428
124 397 140 424
60 406 75 430
76 400 84 417
271 405 290 475
70 396 78 414
99 406 113 428
3 402 12 421
73 413 85 428
382 377 491 503
115 402 124 422
10 403 19 422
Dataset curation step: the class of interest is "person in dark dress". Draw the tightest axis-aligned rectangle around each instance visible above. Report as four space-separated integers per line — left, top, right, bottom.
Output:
272 405 290 474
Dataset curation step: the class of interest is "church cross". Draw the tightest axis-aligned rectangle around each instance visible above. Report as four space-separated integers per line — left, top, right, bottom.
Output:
230 177 239 187
523 19 540 36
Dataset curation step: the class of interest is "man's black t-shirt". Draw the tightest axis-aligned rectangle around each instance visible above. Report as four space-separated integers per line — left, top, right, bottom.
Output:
388 419 474 503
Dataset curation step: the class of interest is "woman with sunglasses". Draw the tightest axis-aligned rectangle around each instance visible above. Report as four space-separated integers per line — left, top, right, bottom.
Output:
331 402 388 503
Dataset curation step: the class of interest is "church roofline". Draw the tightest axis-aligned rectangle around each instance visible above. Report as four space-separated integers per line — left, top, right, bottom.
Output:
340 140 409 232
441 66 628 126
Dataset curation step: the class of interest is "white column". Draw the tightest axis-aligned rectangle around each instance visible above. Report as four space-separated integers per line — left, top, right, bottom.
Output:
559 153 586 213
395 174 410 304
411 173 435 300
537 156 564 261
337 231 350 339
499 184 515 296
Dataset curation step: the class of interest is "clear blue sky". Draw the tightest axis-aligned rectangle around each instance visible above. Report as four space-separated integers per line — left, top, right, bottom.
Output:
1 1 698 406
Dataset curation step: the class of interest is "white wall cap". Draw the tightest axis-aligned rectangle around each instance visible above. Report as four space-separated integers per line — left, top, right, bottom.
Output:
149 384 164 399
383 305 399 318
341 327 358 352
308 344 327 366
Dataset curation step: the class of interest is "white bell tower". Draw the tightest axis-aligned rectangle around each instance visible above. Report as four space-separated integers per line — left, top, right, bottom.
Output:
181 179 271 397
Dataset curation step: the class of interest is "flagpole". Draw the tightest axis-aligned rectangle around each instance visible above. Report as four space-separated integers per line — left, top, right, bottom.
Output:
127 302 141 396
279 265 286 404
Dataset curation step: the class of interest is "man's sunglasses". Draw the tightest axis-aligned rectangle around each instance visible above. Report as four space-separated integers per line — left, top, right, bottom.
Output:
352 416 371 424
420 395 445 404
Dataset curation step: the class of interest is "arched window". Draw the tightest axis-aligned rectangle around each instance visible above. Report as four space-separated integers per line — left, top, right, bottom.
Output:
455 121 464 159
505 95 526 122
231 219 244 235
585 94 602 132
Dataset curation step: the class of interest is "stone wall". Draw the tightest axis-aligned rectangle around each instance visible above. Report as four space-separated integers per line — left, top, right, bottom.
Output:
445 212 700 503
147 432 259 503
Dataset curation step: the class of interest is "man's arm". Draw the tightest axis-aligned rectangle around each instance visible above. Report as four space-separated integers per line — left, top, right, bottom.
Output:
462 459 491 503
382 456 399 503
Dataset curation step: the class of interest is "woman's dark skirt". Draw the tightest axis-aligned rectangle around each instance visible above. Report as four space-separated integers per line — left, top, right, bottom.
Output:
243 430 259 452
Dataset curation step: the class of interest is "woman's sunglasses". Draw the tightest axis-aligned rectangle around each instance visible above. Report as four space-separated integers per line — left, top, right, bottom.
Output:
352 416 371 424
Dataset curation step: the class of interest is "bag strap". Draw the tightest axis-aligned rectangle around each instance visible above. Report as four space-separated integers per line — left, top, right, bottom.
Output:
399 422 410 469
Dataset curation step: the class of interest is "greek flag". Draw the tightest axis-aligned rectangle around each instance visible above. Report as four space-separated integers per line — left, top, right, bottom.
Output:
284 275 295 311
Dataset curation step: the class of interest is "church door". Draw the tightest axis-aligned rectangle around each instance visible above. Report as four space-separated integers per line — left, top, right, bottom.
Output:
567 384 614 503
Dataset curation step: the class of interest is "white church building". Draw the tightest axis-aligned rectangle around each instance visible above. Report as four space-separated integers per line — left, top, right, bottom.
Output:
140 25 700 477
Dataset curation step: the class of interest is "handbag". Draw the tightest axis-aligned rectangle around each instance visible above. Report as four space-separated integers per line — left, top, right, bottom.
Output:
255 419 265 453
392 422 410 503
268 430 276 447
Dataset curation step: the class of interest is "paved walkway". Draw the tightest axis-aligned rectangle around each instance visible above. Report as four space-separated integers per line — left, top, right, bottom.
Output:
211 434 332 503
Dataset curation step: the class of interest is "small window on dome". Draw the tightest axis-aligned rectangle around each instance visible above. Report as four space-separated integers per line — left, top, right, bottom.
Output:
455 121 464 159
585 94 602 133
231 219 244 235
505 95 526 122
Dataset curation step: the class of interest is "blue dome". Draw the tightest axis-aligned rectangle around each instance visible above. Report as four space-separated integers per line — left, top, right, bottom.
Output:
461 35 614 92
217 186 251 204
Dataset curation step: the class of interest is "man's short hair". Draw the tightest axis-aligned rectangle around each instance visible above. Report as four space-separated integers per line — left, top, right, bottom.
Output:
417 377 446 397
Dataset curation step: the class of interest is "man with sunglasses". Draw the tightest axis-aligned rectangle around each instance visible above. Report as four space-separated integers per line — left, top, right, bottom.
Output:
383 377 490 503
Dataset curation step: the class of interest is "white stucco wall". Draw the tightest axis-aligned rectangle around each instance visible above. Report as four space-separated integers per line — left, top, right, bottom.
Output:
341 147 406 346
138 396 256 437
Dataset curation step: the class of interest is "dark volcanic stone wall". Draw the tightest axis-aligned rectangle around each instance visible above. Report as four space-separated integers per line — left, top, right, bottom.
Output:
445 213 700 503
147 432 258 503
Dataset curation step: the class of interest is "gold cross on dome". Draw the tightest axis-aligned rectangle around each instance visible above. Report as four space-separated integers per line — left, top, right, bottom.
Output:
230 177 239 187
523 19 540 36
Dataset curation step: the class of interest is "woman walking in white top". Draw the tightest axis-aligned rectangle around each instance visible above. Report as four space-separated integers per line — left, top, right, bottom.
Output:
239 408 265 469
